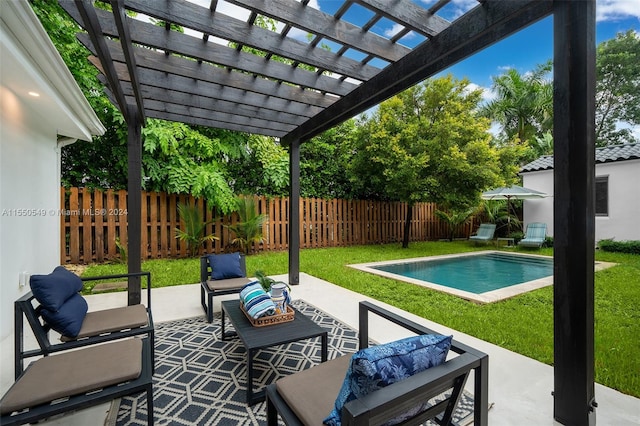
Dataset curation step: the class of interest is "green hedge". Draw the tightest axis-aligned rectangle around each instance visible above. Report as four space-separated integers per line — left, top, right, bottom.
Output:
598 239 640 255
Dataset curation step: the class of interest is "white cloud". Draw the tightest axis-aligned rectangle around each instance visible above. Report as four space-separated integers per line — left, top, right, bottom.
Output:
450 0 479 20
385 23 405 38
465 83 497 104
596 0 640 22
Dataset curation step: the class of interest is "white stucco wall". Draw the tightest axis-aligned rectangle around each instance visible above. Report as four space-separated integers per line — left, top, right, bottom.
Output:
0 86 62 339
595 160 640 241
522 159 640 242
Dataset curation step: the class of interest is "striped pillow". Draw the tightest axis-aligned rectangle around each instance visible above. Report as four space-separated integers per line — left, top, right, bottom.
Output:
240 282 276 319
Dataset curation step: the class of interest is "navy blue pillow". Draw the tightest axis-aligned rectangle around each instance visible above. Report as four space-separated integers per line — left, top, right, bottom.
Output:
30 266 83 311
325 334 452 426
208 252 244 280
40 293 88 338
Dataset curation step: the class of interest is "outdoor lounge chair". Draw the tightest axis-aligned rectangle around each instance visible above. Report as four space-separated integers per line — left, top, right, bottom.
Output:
518 222 547 248
1 338 153 426
200 252 253 323
15 270 154 379
266 301 489 426
469 223 496 244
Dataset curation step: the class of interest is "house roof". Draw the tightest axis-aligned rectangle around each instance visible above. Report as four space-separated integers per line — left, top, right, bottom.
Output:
1 0 105 141
58 0 553 144
520 143 640 173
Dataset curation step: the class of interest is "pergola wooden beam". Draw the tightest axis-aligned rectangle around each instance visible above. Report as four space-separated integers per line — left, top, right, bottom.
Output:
73 1 130 119
80 36 333 116
283 0 553 144
227 0 412 62
63 3 367 92
123 0 384 80
355 0 451 37
109 0 145 123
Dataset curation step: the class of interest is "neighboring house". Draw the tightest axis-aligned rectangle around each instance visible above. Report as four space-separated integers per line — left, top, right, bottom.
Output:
0 0 104 360
520 143 640 242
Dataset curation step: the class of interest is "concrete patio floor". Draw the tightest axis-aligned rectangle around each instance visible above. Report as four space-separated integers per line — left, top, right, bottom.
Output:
2 272 638 425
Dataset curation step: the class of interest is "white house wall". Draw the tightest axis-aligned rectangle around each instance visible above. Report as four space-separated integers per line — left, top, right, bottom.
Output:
522 159 640 242
595 160 640 241
0 86 62 339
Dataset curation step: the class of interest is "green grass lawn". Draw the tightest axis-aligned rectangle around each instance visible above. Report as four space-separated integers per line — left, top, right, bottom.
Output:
82 241 640 398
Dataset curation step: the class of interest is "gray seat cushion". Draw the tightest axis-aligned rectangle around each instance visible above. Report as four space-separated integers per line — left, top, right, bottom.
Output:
0 338 143 415
61 304 149 341
276 355 352 426
205 277 252 292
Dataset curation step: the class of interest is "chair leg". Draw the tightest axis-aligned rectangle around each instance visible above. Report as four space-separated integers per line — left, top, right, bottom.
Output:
146 382 154 426
207 290 214 323
266 390 278 426
200 284 207 315
200 283 214 323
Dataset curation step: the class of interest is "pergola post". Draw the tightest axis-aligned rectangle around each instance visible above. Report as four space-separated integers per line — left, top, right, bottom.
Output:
127 106 142 305
288 139 300 286
553 1 596 424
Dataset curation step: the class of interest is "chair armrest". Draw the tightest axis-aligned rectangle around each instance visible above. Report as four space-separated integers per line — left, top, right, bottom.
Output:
342 353 481 426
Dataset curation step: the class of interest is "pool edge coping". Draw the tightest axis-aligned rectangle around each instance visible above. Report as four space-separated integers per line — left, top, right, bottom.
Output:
347 251 616 304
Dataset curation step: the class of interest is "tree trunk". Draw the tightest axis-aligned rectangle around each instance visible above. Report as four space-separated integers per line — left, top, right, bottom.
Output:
402 204 413 248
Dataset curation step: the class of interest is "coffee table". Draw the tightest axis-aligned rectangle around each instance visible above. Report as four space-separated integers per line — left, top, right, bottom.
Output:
221 299 328 405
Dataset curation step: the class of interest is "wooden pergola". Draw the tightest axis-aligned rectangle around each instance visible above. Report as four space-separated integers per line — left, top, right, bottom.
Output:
59 1 596 424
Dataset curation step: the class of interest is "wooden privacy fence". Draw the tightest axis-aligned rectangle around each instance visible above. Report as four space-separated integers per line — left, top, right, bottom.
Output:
60 188 477 264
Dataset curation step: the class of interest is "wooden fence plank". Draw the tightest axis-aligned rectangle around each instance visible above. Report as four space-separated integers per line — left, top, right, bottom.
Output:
68 188 80 264
94 189 104 263
106 190 116 259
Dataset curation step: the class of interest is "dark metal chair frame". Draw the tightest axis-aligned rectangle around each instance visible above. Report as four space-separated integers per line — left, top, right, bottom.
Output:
14 271 154 379
1 338 154 426
266 301 489 426
199 254 248 323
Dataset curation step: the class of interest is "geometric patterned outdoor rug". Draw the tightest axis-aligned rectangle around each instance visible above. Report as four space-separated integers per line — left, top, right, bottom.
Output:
108 300 476 426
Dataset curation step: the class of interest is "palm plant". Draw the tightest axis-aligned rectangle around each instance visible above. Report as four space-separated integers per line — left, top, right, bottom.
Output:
435 207 476 241
175 202 218 257
478 199 521 236
225 196 267 255
481 61 553 145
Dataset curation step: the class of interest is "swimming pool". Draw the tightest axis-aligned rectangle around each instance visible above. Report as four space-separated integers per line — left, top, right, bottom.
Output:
349 251 557 303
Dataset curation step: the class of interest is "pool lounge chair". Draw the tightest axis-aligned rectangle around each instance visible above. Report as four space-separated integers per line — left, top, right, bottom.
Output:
518 222 547 248
469 223 496 244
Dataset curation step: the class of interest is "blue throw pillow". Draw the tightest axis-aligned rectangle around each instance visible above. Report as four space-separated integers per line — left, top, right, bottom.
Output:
208 252 244 280
239 282 275 319
324 334 453 426
30 266 83 311
40 293 88 338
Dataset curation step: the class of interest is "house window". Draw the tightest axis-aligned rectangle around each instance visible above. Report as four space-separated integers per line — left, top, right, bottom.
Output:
595 176 608 216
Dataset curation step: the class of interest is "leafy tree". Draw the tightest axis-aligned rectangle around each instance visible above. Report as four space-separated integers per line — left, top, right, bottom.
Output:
300 120 357 199
350 76 504 247
228 135 290 197
595 30 640 146
481 61 553 158
141 120 239 213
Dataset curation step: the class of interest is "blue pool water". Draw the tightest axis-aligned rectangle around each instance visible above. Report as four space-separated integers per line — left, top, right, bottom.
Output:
372 252 553 294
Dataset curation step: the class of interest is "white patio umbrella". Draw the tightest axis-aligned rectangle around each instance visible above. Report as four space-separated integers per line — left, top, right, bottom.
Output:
481 185 548 234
